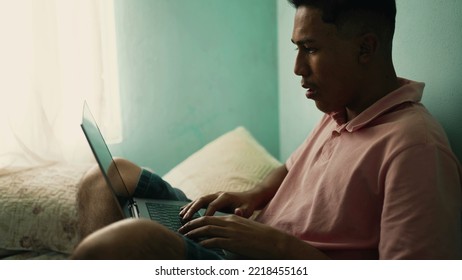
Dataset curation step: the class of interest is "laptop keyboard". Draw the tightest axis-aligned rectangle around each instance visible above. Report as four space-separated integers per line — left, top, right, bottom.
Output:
145 202 198 231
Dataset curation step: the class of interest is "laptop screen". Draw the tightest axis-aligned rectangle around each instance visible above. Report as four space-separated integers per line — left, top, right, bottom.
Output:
80 102 130 199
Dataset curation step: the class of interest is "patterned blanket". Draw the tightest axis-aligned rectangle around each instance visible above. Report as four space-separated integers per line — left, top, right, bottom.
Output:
0 164 90 259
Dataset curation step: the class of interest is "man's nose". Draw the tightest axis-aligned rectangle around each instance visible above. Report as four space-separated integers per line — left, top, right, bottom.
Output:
294 51 309 77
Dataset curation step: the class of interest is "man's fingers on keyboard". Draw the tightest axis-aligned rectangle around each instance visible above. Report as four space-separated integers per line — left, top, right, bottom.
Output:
179 203 191 216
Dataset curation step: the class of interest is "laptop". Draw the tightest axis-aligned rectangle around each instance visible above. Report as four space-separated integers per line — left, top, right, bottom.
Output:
80 101 207 230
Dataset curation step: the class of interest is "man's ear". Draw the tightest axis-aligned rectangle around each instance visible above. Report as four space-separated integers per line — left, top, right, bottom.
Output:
358 33 379 63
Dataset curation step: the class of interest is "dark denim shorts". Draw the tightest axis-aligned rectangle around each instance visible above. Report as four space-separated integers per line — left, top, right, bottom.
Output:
133 168 224 260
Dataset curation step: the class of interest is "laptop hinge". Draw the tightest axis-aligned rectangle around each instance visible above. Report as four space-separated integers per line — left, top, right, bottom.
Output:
128 200 140 219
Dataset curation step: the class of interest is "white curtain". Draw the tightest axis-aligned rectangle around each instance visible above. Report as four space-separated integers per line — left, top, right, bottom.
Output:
0 0 121 170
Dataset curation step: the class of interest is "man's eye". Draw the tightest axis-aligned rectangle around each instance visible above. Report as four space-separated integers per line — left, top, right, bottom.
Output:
295 46 317 54
305 47 317 54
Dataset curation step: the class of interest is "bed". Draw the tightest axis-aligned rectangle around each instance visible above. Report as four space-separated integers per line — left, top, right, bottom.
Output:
0 127 280 259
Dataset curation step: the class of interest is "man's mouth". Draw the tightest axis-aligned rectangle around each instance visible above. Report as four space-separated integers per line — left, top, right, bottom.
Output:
305 87 317 99
302 80 318 99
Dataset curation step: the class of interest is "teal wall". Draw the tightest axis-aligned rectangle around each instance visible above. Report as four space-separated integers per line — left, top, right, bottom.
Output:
393 0 462 162
277 0 462 163
111 0 279 175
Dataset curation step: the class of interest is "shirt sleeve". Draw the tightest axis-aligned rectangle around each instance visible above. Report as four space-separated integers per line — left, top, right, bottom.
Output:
379 143 462 259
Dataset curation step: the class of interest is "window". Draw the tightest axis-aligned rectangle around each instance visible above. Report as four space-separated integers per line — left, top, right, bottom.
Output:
0 0 121 168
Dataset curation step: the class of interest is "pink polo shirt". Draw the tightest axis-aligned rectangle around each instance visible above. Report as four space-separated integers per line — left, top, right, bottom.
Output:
257 78 462 259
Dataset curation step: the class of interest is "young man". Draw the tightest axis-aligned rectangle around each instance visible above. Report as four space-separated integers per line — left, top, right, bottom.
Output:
72 0 461 259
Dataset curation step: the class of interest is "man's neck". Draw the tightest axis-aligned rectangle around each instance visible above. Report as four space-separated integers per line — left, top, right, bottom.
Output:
345 65 399 121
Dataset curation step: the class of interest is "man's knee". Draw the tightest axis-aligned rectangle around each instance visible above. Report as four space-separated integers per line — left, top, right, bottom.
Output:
109 157 142 196
71 219 185 260
80 158 142 197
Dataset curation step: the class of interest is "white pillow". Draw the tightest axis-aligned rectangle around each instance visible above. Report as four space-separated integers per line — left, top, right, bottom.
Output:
163 127 281 200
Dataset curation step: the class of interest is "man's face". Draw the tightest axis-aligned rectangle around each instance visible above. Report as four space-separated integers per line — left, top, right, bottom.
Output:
292 6 363 115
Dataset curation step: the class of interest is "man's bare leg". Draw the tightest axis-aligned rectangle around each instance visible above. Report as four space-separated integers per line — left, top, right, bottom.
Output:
76 158 142 239
71 218 185 259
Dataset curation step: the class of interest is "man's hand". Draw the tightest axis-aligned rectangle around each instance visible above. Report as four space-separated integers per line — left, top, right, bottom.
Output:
178 214 329 259
180 164 289 221
179 191 259 220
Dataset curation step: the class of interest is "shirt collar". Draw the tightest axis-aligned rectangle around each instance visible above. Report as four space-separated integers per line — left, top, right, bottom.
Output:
330 78 425 132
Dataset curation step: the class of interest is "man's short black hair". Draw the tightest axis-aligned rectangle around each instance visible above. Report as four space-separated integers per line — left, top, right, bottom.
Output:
288 0 396 41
